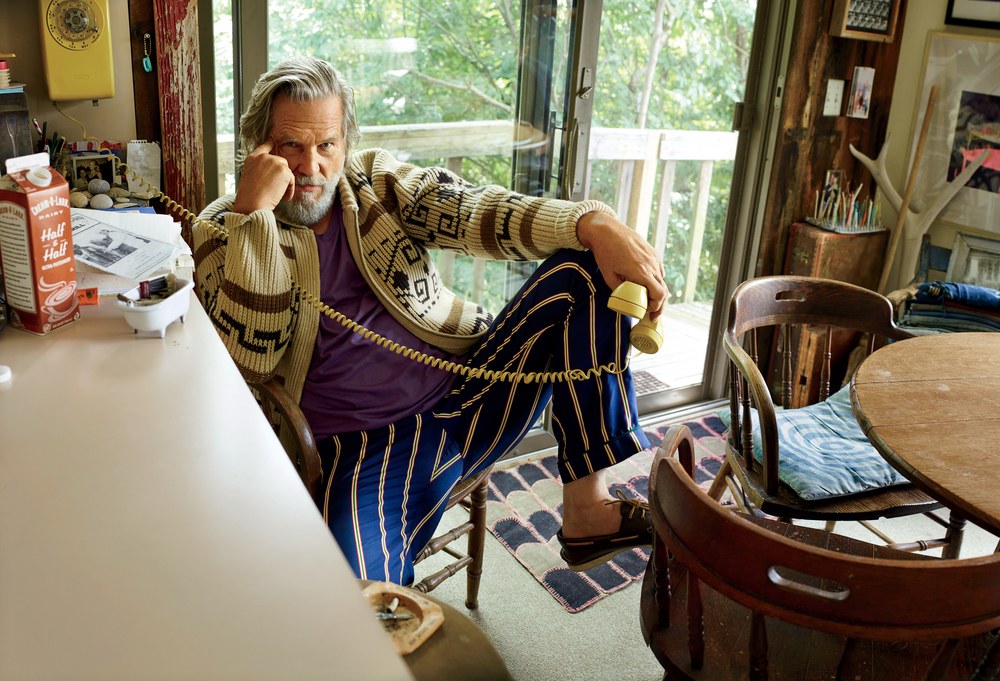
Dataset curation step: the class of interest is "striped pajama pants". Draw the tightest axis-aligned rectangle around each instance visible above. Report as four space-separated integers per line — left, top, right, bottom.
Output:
316 249 650 585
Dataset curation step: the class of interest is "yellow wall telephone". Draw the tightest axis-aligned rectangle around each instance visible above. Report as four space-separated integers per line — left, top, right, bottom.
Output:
112 158 662 384
39 0 115 101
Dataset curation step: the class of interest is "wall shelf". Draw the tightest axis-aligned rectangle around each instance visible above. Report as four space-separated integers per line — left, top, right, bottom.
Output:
830 0 900 43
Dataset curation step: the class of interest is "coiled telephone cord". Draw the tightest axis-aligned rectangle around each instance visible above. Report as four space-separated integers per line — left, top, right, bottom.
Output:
115 159 631 384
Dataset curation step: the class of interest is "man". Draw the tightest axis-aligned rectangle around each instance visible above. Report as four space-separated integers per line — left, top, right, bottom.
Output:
194 56 667 585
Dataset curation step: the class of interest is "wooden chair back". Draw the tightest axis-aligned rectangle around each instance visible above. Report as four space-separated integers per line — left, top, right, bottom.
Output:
643 425 1000 679
727 274 912 404
255 378 324 505
709 276 962 558
724 275 912 496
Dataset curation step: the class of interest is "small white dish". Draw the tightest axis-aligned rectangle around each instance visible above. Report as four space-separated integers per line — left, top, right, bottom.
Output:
115 276 194 338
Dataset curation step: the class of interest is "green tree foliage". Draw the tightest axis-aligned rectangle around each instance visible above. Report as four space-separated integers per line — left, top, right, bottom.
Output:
212 0 755 307
268 1 518 126
588 0 755 301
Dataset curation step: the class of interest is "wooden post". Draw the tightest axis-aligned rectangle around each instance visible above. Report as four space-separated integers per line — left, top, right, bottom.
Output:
653 158 677 264
626 130 661 242
152 0 207 241
684 160 714 303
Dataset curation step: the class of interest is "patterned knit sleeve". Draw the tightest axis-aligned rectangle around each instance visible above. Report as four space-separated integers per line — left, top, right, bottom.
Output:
193 198 295 381
356 149 618 261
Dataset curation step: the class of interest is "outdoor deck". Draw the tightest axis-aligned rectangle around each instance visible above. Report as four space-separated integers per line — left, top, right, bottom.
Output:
631 300 714 397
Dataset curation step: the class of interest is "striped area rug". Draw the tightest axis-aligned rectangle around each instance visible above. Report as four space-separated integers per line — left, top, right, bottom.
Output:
485 414 727 613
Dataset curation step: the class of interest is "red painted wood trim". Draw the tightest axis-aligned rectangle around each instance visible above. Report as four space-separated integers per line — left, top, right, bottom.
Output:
153 0 206 232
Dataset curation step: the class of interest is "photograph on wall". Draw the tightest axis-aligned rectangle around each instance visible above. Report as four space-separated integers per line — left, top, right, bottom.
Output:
847 66 875 119
821 169 844 207
910 32 1000 232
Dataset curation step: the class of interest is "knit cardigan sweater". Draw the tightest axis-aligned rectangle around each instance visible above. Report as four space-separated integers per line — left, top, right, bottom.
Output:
193 148 616 404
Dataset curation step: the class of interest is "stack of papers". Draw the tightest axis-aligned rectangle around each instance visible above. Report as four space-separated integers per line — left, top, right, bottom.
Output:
71 208 192 294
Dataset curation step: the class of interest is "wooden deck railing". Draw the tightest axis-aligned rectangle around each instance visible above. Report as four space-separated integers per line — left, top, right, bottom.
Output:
217 122 737 302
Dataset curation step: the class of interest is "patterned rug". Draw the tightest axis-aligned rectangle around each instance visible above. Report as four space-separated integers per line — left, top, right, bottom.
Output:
485 414 728 613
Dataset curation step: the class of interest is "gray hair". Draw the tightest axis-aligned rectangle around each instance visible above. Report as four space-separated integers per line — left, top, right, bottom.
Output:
237 57 361 170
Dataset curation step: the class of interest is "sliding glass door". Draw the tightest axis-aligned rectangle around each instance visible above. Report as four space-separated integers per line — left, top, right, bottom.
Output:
574 0 763 413
210 0 575 315
205 0 789 422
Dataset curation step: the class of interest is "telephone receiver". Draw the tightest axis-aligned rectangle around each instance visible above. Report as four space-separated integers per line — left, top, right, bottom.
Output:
608 282 664 354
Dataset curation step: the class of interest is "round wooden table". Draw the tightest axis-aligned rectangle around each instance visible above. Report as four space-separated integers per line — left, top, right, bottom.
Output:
850 332 1000 536
852 332 1000 679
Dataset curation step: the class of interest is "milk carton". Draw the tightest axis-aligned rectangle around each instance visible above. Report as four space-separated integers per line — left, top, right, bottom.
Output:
0 153 78 335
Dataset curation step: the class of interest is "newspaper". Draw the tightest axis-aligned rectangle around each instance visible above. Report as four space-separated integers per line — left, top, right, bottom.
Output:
71 209 186 283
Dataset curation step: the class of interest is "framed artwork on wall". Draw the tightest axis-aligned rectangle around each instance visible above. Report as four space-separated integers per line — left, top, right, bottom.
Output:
909 32 1000 234
946 233 1000 289
946 0 1000 29
830 0 900 42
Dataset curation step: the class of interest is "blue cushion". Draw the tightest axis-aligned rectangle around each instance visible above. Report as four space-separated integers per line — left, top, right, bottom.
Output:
719 385 908 502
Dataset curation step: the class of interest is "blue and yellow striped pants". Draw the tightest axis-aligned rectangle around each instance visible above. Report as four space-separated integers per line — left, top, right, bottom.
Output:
317 250 649 584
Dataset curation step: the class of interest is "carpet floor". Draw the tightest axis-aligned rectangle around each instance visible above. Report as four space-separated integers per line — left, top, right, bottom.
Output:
484 414 727 613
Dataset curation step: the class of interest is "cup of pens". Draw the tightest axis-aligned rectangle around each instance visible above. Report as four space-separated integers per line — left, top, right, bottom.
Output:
115 274 194 338
810 174 884 234
32 119 67 166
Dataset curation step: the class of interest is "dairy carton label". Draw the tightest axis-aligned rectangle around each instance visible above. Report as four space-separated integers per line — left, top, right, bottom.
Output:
0 200 36 310
0 164 78 334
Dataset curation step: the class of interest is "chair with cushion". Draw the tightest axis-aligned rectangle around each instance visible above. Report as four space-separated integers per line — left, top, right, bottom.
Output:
253 377 491 609
641 425 1000 680
707 276 965 557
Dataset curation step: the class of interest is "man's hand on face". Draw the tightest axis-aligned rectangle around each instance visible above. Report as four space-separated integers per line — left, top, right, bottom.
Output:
232 140 296 215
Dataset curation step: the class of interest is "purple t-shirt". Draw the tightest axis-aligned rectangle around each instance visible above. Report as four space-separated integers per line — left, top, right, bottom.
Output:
299 202 459 438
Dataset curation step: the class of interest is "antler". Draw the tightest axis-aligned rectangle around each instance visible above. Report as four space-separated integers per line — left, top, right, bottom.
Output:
850 133 988 287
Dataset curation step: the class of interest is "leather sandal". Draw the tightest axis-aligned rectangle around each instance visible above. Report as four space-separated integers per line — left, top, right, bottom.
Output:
557 490 652 572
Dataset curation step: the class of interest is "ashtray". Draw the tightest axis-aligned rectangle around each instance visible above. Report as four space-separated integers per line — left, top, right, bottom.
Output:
362 581 444 655
115 276 194 338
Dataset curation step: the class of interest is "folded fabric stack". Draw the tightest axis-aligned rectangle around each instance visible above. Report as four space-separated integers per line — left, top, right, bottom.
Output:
900 281 1000 333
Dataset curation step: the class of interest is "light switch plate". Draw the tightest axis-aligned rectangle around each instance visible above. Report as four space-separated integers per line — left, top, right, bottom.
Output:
824 79 845 116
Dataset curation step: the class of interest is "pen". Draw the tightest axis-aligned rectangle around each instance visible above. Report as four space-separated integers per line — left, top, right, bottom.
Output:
33 119 44 153
50 132 63 163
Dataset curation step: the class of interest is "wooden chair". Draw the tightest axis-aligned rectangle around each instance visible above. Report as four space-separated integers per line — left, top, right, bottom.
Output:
641 425 1000 680
253 377 491 609
707 275 965 558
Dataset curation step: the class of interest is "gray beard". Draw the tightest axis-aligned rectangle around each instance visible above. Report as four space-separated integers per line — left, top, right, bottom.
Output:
274 173 340 227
